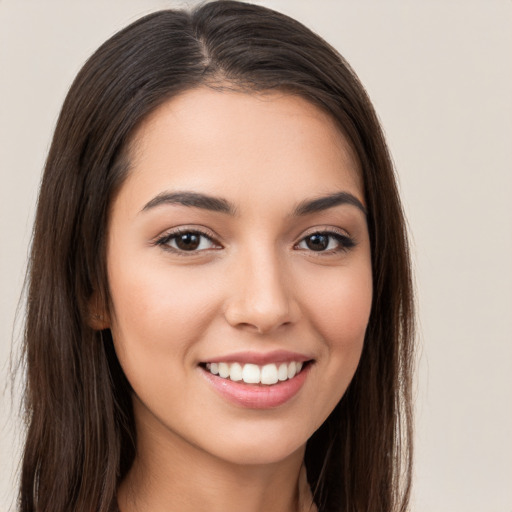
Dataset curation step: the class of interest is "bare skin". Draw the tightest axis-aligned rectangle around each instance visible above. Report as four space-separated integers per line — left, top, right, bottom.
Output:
121 404 308 512
99 88 371 512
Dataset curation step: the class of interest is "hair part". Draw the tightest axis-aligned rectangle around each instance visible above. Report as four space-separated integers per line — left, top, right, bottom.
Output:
20 2 414 511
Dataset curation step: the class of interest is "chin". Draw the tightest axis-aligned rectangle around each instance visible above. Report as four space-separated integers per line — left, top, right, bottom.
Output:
200 422 311 467
215 441 305 467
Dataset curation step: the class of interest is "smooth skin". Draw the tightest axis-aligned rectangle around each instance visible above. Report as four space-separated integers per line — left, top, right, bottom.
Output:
99 88 373 512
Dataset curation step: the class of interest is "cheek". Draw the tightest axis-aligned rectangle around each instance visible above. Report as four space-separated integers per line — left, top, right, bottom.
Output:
322 279 372 347
290 260 372 432
106 264 227 423
300 262 373 350
107 263 223 369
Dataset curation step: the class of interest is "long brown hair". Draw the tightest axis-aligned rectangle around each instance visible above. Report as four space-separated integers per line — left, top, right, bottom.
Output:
20 2 414 511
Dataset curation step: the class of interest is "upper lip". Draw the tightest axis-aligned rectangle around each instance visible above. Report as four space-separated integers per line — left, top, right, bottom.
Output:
201 350 313 366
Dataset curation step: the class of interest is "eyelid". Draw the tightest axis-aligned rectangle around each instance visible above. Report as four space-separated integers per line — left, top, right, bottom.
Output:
297 225 352 240
152 225 355 255
153 226 222 254
294 226 356 253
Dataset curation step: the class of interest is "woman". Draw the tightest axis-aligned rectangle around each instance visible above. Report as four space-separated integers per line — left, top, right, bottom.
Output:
20 1 414 511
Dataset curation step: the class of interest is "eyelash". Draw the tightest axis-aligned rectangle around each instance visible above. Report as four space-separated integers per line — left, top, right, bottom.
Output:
154 228 356 255
154 228 220 255
296 230 356 254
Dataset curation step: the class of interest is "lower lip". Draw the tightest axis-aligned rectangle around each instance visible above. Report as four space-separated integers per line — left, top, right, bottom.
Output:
201 364 311 409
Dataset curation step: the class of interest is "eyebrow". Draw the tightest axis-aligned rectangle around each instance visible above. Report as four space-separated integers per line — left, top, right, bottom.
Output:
140 190 366 216
141 191 235 215
293 192 367 216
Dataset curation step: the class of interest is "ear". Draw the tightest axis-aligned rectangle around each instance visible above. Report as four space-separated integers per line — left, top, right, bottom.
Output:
87 293 110 331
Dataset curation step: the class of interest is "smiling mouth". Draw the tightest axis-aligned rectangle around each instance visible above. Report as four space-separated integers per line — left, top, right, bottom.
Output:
200 361 311 385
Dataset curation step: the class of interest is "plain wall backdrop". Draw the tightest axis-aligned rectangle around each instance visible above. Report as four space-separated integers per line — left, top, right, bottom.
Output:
1 1 511 511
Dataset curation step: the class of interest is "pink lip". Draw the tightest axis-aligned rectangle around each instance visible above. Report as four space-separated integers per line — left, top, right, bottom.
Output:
200 362 311 409
202 350 311 366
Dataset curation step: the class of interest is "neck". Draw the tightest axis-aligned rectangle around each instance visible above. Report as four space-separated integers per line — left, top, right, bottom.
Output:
119 455 304 512
117 400 309 512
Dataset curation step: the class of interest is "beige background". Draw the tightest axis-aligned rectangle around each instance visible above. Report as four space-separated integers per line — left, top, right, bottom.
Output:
1 1 511 511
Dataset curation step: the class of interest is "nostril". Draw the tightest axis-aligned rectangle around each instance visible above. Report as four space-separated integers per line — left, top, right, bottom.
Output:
222 273 299 333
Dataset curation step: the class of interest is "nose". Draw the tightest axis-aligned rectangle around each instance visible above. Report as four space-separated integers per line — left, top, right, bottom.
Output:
223 247 299 334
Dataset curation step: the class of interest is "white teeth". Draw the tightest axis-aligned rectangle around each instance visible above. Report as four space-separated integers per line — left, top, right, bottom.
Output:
205 361 306 385
287 361 297 379
218 362 230 378
229 362 243 381
242 364 260 384
278 363 288 381
261 364 278 385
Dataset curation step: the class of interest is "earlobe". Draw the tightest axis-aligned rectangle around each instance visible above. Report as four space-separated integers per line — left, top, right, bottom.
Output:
89 312 110 331
87 295 110 331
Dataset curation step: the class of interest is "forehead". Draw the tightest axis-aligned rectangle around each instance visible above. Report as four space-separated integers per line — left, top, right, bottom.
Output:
119 87 363 212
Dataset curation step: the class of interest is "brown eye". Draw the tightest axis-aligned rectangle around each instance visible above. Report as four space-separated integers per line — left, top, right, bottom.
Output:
175 232 201 251
156 230 218 253
297 231 355 253
305 234 329 251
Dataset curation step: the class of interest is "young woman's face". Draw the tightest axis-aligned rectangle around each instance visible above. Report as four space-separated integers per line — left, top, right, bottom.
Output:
105 88 372 466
